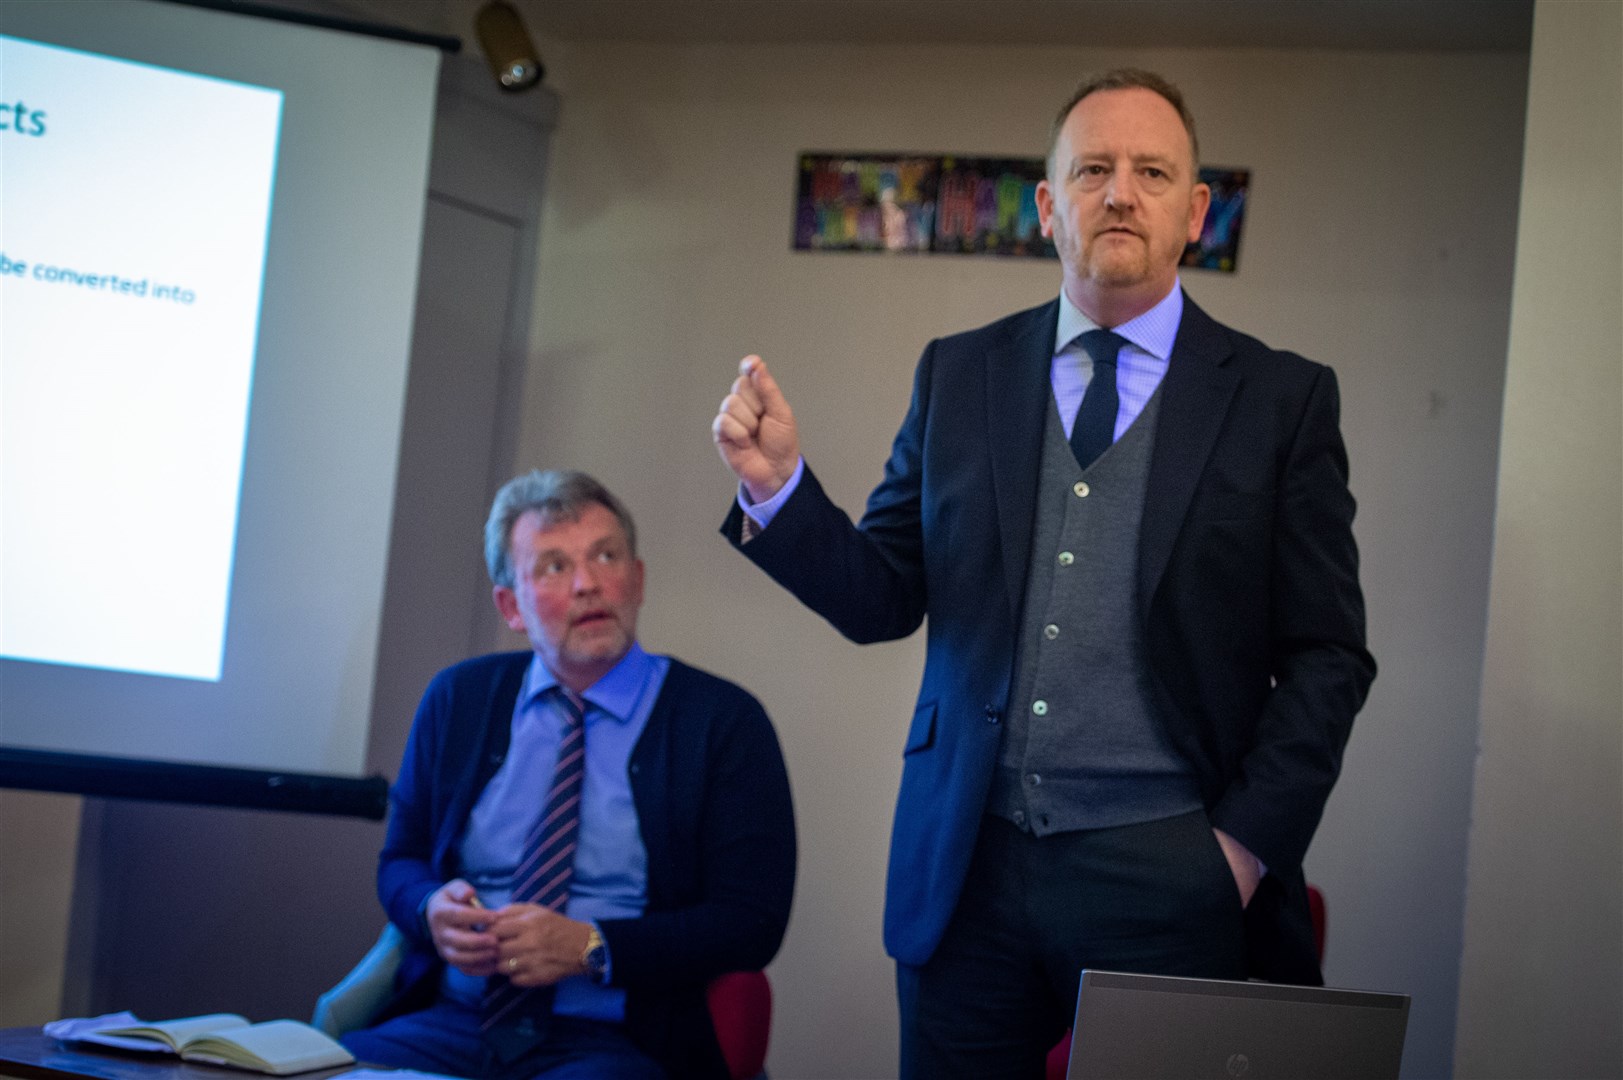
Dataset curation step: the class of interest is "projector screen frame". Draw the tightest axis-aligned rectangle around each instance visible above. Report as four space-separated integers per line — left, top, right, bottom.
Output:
0 747 388 818
160 0 462 54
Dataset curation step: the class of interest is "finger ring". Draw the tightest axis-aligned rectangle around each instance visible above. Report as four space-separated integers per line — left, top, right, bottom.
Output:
507 957 518 973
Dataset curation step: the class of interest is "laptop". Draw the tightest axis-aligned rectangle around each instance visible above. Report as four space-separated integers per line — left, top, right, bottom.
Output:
1067 970 1410 1080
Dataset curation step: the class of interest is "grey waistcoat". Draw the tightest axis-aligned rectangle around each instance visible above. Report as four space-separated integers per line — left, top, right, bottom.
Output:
986 387 1202 835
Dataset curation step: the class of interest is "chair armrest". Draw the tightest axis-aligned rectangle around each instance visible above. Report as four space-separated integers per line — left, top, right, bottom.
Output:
312 923 409 1037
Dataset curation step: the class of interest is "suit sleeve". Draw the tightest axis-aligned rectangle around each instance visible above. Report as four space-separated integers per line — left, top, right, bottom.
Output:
1209 365 1377 872
720 340 939 644
595 689 796 990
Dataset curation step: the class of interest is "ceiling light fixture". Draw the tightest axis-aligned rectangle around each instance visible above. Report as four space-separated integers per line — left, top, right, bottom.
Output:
474 0 543 92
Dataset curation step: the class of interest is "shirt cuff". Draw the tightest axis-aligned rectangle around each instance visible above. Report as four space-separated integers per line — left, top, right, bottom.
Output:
736 456 805 537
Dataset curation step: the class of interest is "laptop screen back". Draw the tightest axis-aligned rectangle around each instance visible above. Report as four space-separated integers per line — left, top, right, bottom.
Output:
1067 970 1409 1080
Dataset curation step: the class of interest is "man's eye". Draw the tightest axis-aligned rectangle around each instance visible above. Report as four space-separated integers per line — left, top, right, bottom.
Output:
541 559 567 576
1143 167 1166 179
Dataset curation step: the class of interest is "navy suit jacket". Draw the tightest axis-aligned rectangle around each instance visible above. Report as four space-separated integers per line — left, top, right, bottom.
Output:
724 295 1374 981
375 651 796 1078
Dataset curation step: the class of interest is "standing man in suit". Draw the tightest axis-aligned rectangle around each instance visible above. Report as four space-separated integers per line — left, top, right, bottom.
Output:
345 469 796 1079
712 69 1374 1078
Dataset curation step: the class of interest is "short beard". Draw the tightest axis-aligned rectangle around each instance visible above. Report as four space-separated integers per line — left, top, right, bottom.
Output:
1082 244 1151 288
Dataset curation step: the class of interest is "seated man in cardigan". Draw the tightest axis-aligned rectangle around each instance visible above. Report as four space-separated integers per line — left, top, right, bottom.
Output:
343 469 797 1079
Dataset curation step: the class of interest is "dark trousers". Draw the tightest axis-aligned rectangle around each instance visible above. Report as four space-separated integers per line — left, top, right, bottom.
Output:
897 810 1248 1080
340 999 666 1080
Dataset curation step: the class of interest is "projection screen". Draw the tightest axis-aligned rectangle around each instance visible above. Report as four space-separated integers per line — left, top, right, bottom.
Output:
0 0 446 815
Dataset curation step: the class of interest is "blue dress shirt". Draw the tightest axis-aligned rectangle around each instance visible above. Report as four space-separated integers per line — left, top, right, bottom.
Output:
443 643 671 1022
1050 282 1181 441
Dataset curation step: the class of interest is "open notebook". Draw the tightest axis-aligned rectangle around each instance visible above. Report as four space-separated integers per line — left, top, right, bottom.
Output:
62 1013 354 1075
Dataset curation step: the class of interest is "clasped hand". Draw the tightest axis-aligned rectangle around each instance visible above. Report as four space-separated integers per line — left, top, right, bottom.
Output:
426 879 593 987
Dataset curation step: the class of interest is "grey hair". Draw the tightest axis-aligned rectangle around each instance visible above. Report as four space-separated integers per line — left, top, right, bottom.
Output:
1046 68 1200 176
483 469 638 588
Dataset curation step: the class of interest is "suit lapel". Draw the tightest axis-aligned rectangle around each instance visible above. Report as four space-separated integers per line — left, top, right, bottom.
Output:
1138 296 1238 617
987 300 1060 625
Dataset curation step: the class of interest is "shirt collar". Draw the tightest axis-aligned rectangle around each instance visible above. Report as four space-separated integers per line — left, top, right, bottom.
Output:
1054 279 1185 362
520 641 655 724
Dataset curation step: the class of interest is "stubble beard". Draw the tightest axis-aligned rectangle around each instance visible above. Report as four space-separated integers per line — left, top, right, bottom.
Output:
1080 229 1155 289
1055 214 1153 295
563 616 630 669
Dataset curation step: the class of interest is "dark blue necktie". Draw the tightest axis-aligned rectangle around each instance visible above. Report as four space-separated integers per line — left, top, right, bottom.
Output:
1069 329 1128 469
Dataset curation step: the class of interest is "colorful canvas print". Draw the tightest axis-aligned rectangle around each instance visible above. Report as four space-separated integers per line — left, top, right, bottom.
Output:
794 153 1247 273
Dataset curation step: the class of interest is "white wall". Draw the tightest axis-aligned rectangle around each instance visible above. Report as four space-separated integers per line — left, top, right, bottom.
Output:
1455 3 1623 1077
520 40 1526 1079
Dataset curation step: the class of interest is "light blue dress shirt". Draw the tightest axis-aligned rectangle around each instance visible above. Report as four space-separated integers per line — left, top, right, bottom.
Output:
442 643 670 1022
1050 282 1182 441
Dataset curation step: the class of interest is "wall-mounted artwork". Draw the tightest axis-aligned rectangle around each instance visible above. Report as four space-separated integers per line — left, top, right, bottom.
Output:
793 153 1052 257
1182 168 1249 272
793 152 1249 273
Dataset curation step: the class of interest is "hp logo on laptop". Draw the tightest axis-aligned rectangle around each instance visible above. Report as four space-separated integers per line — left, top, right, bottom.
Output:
1226 1053 1252 1077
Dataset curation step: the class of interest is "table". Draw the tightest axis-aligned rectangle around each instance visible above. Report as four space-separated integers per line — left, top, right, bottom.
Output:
0 1028 356 1080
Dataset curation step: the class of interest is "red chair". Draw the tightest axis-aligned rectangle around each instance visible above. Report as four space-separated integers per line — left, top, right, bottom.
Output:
708 970 772 1079
1043 884 1328 1080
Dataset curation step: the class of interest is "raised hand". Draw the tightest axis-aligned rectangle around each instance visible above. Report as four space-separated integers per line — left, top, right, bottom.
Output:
712 355 800 504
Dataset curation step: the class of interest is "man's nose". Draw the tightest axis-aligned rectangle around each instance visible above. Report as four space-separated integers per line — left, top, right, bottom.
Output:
571 562 600 593
1103 166 1136 209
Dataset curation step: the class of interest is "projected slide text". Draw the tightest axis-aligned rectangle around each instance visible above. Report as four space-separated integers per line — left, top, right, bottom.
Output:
0 35 282 682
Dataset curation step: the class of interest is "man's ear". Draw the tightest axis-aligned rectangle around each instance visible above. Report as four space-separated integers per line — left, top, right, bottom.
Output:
492 585 524 632
1036 177 1056 238
1186 181 1212 244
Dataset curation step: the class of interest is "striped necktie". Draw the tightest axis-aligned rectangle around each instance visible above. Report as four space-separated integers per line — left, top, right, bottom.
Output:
482 686 586 1050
